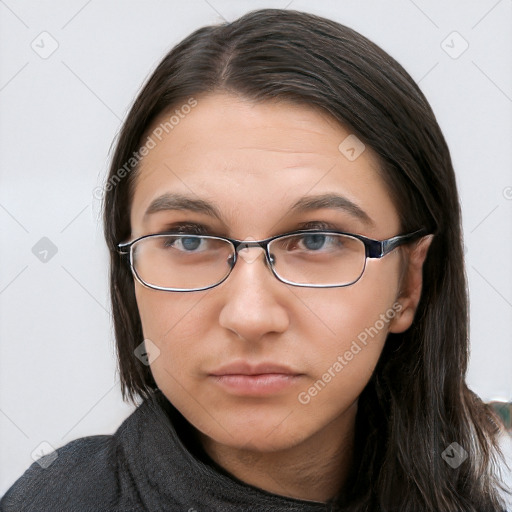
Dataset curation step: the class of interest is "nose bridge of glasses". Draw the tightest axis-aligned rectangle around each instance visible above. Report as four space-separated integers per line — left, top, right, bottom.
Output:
235 240 270 266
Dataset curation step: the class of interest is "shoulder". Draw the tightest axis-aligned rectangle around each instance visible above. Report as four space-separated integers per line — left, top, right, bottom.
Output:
497 431 512 512
0 434 135 512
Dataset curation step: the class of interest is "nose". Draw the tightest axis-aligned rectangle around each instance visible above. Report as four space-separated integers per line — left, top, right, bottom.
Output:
218 247 289 342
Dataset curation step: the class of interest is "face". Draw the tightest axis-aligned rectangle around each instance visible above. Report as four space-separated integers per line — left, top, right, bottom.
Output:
129 92 413 453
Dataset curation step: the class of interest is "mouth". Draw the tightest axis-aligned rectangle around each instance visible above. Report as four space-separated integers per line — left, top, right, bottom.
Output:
208 361 304 396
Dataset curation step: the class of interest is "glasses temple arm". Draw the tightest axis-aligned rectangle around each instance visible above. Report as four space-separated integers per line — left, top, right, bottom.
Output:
370 229 430 258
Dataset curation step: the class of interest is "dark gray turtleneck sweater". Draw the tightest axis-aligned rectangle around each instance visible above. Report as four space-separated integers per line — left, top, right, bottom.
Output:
0 390 337 511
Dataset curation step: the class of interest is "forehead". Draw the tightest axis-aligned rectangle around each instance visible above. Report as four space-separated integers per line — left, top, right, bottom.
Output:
130 92 399 238
140 93 363 169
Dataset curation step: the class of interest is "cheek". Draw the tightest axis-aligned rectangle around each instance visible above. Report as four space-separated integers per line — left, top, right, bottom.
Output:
135 283 207 339
134 284 214 391
299 287 395 382
296 257 401 396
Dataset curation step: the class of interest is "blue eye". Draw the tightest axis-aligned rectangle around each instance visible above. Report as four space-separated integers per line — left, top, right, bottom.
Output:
302 234 327 251
162 236 205 252
181 237 202 251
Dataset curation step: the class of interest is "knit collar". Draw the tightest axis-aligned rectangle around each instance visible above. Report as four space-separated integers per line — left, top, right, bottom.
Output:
116 388 336 511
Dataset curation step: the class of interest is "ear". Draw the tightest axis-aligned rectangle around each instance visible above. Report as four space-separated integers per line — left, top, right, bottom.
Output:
388 235 434 334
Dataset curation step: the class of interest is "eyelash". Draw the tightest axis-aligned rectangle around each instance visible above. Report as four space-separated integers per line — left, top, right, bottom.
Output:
160 220 342 237
162 223 209 235
298 221 336 231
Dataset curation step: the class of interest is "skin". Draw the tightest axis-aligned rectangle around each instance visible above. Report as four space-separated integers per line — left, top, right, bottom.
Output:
129 92 433 502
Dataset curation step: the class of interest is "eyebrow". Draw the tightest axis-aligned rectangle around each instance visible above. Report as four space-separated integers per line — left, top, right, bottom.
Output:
289 193 374 226
144 192 374 226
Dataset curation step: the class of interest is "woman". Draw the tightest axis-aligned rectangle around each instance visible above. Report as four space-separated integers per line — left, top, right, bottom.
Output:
2 8 510 512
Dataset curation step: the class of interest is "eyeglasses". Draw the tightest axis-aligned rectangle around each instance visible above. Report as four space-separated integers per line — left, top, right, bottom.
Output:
117 228 428 292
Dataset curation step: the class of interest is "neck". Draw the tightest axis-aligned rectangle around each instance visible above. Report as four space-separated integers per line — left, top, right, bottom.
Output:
197 402 357 503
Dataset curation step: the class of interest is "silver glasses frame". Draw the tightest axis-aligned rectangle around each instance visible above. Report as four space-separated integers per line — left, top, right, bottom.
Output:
117 228 429 292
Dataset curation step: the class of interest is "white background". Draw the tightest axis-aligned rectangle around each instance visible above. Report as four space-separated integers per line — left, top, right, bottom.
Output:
1 0 511 497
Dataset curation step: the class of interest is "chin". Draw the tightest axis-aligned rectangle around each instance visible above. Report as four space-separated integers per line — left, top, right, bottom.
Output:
210 427 308 453
195 407 315 453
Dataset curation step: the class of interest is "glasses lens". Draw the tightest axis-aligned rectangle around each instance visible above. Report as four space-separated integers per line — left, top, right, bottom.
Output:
269 232 366 286
130 232 367 290
132 235 234 290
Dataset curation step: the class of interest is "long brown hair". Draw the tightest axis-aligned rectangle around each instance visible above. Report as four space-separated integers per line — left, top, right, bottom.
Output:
102 9 510 511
